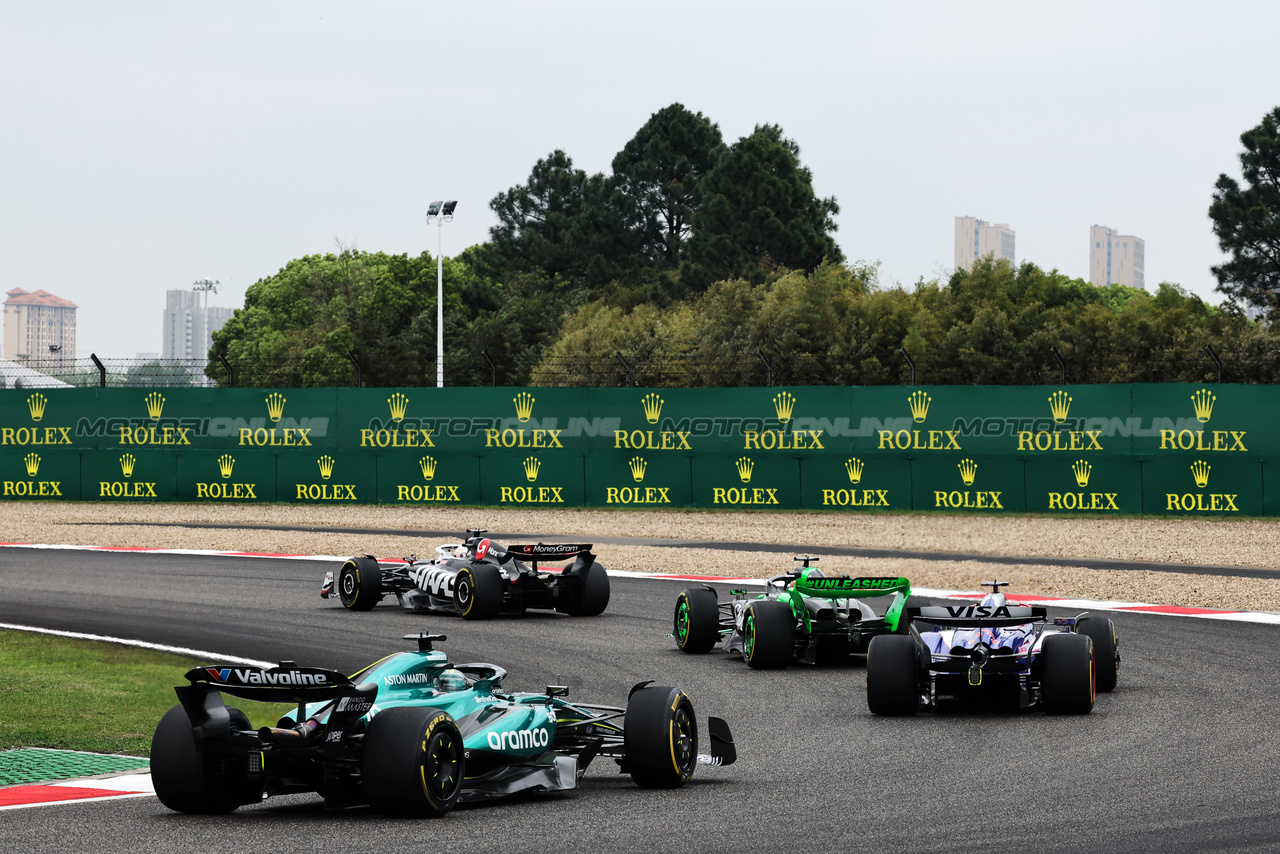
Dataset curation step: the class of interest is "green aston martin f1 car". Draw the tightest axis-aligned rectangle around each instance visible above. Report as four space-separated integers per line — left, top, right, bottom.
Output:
151 633 736 818
672 557 927 668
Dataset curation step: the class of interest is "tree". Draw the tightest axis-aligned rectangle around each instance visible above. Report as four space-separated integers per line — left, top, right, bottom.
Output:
611 103 725 269
478 150 628 290
681 124 842 290
1209 106 1280 315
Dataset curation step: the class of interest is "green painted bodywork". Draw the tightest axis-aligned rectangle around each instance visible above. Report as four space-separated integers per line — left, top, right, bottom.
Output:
765 572 913 635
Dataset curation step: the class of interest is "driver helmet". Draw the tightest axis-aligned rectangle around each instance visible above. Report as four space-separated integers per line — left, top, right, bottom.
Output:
434 669 469 692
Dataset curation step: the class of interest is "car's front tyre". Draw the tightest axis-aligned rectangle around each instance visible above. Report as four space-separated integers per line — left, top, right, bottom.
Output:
742 600 794 669
338 557 382 611
624 686 697 789
453 564 504 619
1076 616 1119 692
674 588 720 653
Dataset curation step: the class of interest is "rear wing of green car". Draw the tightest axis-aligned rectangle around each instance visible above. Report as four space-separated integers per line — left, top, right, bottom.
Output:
792 574 913 630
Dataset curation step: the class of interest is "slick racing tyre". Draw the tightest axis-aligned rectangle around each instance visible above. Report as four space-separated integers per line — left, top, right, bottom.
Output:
624 686 697 789
453 564 504 620
561 559 610 617
362 707 465 818
151 705 257 814
866 635 920 716
674 588 720 654
1040 633 1096 715
742 600 795 669
1076 616 1119 692
338 557 382 611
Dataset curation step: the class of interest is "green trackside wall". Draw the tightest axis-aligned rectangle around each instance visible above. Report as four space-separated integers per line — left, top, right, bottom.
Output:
0 384 1273 516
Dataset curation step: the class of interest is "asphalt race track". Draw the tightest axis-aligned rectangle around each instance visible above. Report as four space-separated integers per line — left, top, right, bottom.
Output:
2 547 1279 853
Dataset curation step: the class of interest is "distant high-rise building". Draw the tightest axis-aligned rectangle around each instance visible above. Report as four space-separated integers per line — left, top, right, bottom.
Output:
954 216 1016 271
3 288 77 361
1090 225 1145 289
162 289 234 360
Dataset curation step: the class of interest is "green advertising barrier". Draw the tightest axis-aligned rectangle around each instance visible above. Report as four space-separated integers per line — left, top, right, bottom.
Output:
479 452 585 507
1 383 1278 515
175 451 277 502
1023 457 1141 514
0 448 80 500
799 454 911 511
909 455 1028 513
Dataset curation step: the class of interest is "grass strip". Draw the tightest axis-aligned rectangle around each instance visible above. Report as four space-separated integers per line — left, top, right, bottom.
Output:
0 630 290 757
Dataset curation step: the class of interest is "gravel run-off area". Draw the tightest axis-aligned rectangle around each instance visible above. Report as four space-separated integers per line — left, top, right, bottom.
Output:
3 502 1279 613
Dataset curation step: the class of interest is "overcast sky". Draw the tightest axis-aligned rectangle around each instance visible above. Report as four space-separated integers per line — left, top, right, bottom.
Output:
3 2 1277 358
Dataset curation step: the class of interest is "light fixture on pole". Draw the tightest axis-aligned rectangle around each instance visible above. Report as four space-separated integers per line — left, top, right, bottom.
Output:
426 200 458 388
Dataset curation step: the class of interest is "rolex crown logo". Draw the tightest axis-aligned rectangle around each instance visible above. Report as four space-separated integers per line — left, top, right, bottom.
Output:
908 390 931 423
1049 390 1072 424
265 393 287 423
27 392 47 422
1191 388 1216 423
119 453 136 478
629 456 646 482
523 456 540 482
845 458 863 484
957 458 977 486
1072 459 1092 488
513 392 535 422
145 391 165 420
388 392 409 423
735 457 754 483
641 392 664 424
419 456 437 481
217 454 235 479
318 455 335 480
773 391 796 423
1190 460 1211 489
24 453 40 477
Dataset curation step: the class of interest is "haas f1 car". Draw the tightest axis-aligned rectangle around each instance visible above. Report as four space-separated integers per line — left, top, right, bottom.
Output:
151 633 736 817
866 580 1120 715
673 557 927 668
321 530 609 619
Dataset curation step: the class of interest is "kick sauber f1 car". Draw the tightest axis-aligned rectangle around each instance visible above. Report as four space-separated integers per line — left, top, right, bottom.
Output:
151 633 736 817
865 580 1120 715
672 557 928 668
321 529 609 619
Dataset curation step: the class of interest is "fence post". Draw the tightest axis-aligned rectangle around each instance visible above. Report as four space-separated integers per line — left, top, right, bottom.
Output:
216 353 234 388
615 352 634 388
1050 346 1066 384
346 350 363 388
482 349 497 387
899 348 916 385
756 350 773 387
89 353 106 388
1204 344 1222 383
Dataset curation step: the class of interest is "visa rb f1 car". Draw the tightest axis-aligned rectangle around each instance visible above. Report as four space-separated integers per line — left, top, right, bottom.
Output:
866 580 1120 715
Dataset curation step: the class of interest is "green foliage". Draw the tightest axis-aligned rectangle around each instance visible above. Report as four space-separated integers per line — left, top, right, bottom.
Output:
1210 106 1280 316
681 124 842 291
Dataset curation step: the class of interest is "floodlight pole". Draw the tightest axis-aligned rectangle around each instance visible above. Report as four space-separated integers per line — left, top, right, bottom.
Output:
426 201 456 388
435 218 444 388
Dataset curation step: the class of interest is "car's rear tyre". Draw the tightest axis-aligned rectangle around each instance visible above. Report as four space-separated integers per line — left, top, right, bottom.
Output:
894 595 932 634
1040 633 1096 714
562 560 610 616
1076 616 1119 692
453 564 504 620
674 588 720 653
624 686 697 789
743 600 794 669
362 707 464 817
151 704 255 814
866 635 920 716
338 557 382 611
